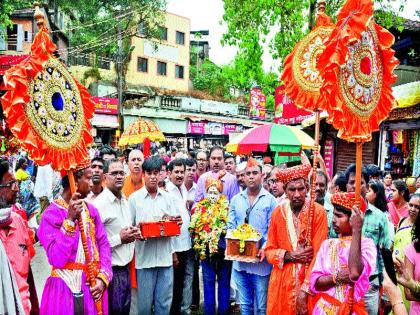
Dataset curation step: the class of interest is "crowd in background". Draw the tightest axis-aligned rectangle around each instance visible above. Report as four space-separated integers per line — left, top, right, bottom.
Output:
0 143 420 315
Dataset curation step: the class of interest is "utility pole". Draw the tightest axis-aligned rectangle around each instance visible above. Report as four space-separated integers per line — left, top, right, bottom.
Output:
117 16 124 135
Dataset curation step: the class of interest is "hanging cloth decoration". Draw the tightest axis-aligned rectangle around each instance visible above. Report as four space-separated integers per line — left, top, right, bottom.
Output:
1 13 94 170
281 9 334 111
317 0 399 142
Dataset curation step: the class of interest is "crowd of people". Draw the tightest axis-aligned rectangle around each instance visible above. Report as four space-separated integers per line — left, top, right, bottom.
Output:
0 143 420 315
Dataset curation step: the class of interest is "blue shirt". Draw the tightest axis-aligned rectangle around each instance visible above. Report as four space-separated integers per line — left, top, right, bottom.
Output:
362 203 392 277
227 187 277 276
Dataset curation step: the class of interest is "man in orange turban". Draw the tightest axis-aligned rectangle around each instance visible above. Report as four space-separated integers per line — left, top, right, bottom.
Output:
265 163 328 315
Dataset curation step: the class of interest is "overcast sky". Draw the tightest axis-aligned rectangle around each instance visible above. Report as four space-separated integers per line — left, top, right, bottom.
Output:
167 0 420 72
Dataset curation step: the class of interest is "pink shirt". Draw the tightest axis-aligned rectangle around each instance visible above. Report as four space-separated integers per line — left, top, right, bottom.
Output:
405 243 420 315
0 212 34 315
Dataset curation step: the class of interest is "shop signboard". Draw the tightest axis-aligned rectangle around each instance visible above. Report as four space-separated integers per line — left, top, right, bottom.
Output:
91 96 119 115
187 121 206 134
274 86 312 125
224 124 243 134
181 98 239 115
249 87 266 120
187 121 243 135
323 137 335 179
205 122 223 135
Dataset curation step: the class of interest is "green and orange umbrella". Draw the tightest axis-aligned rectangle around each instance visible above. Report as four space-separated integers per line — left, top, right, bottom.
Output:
226 124 314 163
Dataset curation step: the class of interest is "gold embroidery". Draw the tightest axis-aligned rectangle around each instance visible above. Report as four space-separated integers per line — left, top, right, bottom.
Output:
292 26 334 92
26 57 84 149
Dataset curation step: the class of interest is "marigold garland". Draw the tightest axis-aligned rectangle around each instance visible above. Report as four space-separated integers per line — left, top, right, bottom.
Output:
189 195 229 260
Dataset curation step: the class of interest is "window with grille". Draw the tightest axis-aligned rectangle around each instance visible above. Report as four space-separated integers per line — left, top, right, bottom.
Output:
176 31 185 45
157 61 167 76
160 27 168 41
137 57 148 72
175 65 184 79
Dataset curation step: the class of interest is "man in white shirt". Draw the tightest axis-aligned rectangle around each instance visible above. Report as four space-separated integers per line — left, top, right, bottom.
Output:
93 159 137 315
183 158 199 313
129 156 180 315
167 159 192 315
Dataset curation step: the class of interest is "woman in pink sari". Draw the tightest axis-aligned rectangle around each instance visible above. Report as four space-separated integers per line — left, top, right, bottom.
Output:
388 180 410 226
310 192 376 315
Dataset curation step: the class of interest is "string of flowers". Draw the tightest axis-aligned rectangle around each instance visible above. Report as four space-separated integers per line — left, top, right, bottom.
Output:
189 195 229 260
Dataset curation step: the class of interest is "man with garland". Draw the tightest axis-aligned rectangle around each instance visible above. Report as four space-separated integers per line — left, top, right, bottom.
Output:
227 158 277 314
38 166 112 315
265 164 328 315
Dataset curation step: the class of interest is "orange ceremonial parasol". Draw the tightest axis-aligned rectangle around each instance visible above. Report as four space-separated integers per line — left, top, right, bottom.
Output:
0 5 103 314
281 0 334 245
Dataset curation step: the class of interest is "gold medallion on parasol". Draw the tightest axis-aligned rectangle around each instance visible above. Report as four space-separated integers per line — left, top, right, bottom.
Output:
1 5 104 314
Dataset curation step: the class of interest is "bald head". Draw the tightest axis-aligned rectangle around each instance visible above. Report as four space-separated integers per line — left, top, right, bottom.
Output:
128 149 144 175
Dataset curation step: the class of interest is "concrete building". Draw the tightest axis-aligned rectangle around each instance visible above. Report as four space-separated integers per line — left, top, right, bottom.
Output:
0 5 69 62
125 12 190 92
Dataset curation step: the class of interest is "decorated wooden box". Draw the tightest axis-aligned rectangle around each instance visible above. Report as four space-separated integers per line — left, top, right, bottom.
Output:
225 225 262 263
140 221 180 238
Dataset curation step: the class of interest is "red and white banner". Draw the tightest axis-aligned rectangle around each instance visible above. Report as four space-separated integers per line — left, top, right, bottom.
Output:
274 86 312 124
91 96 118 115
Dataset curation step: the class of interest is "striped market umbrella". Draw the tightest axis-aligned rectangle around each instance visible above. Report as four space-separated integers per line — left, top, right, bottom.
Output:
118 117 165 146
226 124 314 163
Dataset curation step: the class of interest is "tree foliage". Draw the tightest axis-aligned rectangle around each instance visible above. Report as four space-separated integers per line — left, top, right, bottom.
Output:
222 0 406 77
0 0 32 30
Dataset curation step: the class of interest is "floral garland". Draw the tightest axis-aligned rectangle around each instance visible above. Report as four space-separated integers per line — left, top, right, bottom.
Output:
189 195 229 260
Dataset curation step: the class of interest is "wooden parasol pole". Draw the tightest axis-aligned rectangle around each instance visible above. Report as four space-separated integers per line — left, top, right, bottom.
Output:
68 171 103 315
306 0 325 246
306 110 321 245
348 141 363 313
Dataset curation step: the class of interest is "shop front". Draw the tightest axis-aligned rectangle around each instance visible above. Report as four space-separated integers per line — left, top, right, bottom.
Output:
378 81 420 182
186 120 244 150
378 105 420 179
91 96 119 146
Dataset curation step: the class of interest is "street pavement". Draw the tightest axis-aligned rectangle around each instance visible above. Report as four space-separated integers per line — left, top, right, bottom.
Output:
31 243 216 314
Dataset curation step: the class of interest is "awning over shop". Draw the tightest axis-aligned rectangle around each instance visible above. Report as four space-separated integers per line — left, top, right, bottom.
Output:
393 81 420 109
91 114 119 128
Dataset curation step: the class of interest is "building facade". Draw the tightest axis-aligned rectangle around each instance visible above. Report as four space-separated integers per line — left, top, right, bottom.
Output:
125 12 190 92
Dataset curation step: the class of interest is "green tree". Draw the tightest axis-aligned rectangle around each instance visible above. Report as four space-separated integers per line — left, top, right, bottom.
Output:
221 0 406 84
0 0 31 29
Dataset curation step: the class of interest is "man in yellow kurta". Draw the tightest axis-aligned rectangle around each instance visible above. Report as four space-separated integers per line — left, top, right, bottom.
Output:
265 164 328 315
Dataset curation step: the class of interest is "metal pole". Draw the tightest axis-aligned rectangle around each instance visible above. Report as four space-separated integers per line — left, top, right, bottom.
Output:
117 16 124 134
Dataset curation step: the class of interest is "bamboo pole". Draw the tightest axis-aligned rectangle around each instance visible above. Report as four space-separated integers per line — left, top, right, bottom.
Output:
348 142 363 314
68 172 103 315
306 110 321 245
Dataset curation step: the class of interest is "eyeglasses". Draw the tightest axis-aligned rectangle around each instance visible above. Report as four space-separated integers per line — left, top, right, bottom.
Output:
0 180 19 188
107 171 125 177
268 179 279 185
197 159 207 162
